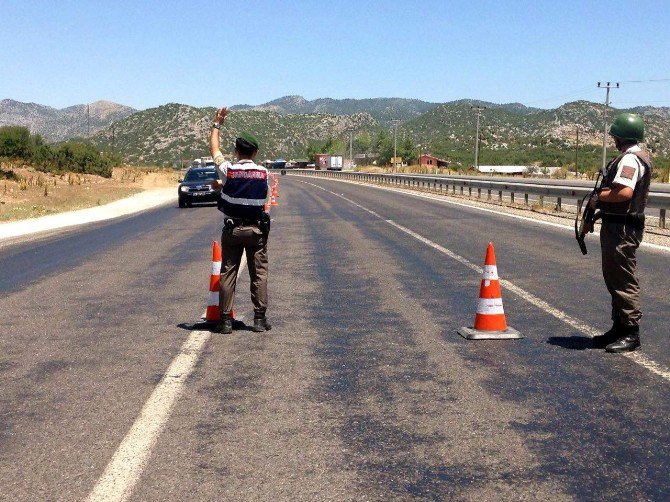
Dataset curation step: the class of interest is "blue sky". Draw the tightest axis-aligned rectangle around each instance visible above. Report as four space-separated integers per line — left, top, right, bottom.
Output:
1 0 669 110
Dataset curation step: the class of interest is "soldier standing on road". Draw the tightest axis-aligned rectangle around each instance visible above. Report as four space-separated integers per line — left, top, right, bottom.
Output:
209 107 272 334
591 113 652 353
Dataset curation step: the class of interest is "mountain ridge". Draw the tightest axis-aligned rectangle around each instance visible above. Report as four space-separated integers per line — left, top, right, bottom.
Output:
3 96 669 168
0 99 137 141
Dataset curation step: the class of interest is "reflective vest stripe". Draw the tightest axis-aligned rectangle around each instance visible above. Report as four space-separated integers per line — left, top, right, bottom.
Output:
220 192 267 206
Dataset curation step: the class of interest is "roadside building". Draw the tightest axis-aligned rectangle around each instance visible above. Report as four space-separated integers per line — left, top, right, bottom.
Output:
419 154 451 168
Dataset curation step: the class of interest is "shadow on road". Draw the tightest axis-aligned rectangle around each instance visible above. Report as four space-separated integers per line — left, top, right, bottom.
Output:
546 336 599 350
177 319 251 332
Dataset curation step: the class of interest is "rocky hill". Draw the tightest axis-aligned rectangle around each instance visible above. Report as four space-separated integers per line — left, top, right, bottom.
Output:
95 98 669 167
403 99 670 164
90 103 378 165
1 94 655 168
0 99 136 141
231 95 440 125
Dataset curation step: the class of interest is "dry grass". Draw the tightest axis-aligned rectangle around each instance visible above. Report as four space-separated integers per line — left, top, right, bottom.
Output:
0 162 180 222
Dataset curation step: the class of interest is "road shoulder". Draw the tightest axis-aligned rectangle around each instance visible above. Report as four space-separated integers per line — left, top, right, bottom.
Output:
0 187 176 244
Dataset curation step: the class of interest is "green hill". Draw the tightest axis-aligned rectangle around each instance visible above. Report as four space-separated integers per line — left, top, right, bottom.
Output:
91 103 378 165
403 100 670 168
91 99 670 171
230 95 440 125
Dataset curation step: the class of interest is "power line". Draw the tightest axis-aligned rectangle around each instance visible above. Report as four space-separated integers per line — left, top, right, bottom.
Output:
613 100 670 105
493 78 669 108
523 86 598 105
620 78 670 83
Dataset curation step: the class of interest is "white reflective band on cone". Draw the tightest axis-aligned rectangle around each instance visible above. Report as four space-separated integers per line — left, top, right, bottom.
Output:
483 265 499 280
212 261 222 275
207 291 219 306
477 298 505 315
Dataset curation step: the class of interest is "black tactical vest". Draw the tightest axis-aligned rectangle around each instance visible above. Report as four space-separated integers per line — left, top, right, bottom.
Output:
599 149 652 216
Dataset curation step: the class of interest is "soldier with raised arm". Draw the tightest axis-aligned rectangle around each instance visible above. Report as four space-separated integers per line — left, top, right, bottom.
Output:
209 107 272 334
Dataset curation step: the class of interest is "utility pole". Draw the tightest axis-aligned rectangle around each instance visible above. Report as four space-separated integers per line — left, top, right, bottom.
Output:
574 126 579 177
391 120 400 172
597 81 619 170
349 131 353 169
471 105 487 169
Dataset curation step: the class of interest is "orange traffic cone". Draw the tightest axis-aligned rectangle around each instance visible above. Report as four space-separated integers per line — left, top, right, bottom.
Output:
205 241 234 323
270 194 278 206
458 242 522 340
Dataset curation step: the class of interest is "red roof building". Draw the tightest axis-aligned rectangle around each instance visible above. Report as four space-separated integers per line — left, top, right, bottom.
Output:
419 154 450 168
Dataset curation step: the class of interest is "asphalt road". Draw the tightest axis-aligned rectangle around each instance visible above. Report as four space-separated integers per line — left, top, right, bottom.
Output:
1 177 669 501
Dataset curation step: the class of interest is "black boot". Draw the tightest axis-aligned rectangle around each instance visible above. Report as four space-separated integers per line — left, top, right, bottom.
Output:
592 320 624 347
605 326 640 353
252 315 272 332
215 315 233 334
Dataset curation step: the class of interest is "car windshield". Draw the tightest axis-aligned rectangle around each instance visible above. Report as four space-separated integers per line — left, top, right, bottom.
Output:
184 170 218 182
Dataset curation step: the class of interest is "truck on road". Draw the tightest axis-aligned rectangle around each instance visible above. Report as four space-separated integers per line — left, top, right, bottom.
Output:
315 154 343 171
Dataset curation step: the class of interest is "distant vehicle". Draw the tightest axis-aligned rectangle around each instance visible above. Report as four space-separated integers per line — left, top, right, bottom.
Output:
314 154 328 170
190 156 215 169
284 159 308 169
314 154 343 171
327 156 343 170
271 158 287 169
178 167 220 208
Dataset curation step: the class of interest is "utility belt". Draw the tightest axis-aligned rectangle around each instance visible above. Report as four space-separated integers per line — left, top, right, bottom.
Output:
224 212 271 236
224 217 259 229
601 213 645 230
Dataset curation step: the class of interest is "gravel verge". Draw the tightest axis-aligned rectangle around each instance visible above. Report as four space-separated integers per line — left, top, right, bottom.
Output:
0 188 176 243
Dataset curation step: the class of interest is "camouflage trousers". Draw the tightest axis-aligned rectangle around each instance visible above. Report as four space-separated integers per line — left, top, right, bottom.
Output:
600 221 643 328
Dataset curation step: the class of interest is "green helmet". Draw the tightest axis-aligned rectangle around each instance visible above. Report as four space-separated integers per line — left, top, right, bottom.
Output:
609 113 644 142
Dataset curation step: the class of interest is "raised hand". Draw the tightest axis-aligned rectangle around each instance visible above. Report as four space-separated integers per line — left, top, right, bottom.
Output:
215 107 229 123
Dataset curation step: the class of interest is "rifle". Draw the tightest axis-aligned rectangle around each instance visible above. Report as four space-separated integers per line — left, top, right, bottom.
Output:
575 172 602 255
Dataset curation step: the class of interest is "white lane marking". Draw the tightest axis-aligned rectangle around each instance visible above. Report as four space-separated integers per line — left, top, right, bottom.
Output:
86 331 210 502
292 174 670 254
300 180 670 383
88 254 248 502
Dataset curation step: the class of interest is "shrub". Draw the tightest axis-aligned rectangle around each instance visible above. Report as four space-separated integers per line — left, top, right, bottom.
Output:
0 126 119 178
0 126 33 158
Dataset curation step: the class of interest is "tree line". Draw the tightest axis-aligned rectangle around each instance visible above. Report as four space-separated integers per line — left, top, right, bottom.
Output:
305 128 668 179
0 126 121 177
305 130 419 166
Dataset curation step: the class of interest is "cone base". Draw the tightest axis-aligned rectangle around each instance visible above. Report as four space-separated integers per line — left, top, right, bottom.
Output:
457 326 523 340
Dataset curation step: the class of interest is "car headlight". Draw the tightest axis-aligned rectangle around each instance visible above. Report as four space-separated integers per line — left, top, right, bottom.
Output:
179 186 189 193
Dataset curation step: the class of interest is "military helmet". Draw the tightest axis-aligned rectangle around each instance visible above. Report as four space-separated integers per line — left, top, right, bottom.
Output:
609 113 644 142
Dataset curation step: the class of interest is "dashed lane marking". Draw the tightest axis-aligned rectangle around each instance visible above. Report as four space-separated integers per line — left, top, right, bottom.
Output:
291 174 670 254
300 180 670 383
87 255 248 502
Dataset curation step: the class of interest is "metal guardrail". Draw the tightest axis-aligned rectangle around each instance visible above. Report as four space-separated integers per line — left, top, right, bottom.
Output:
288 169 670 229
